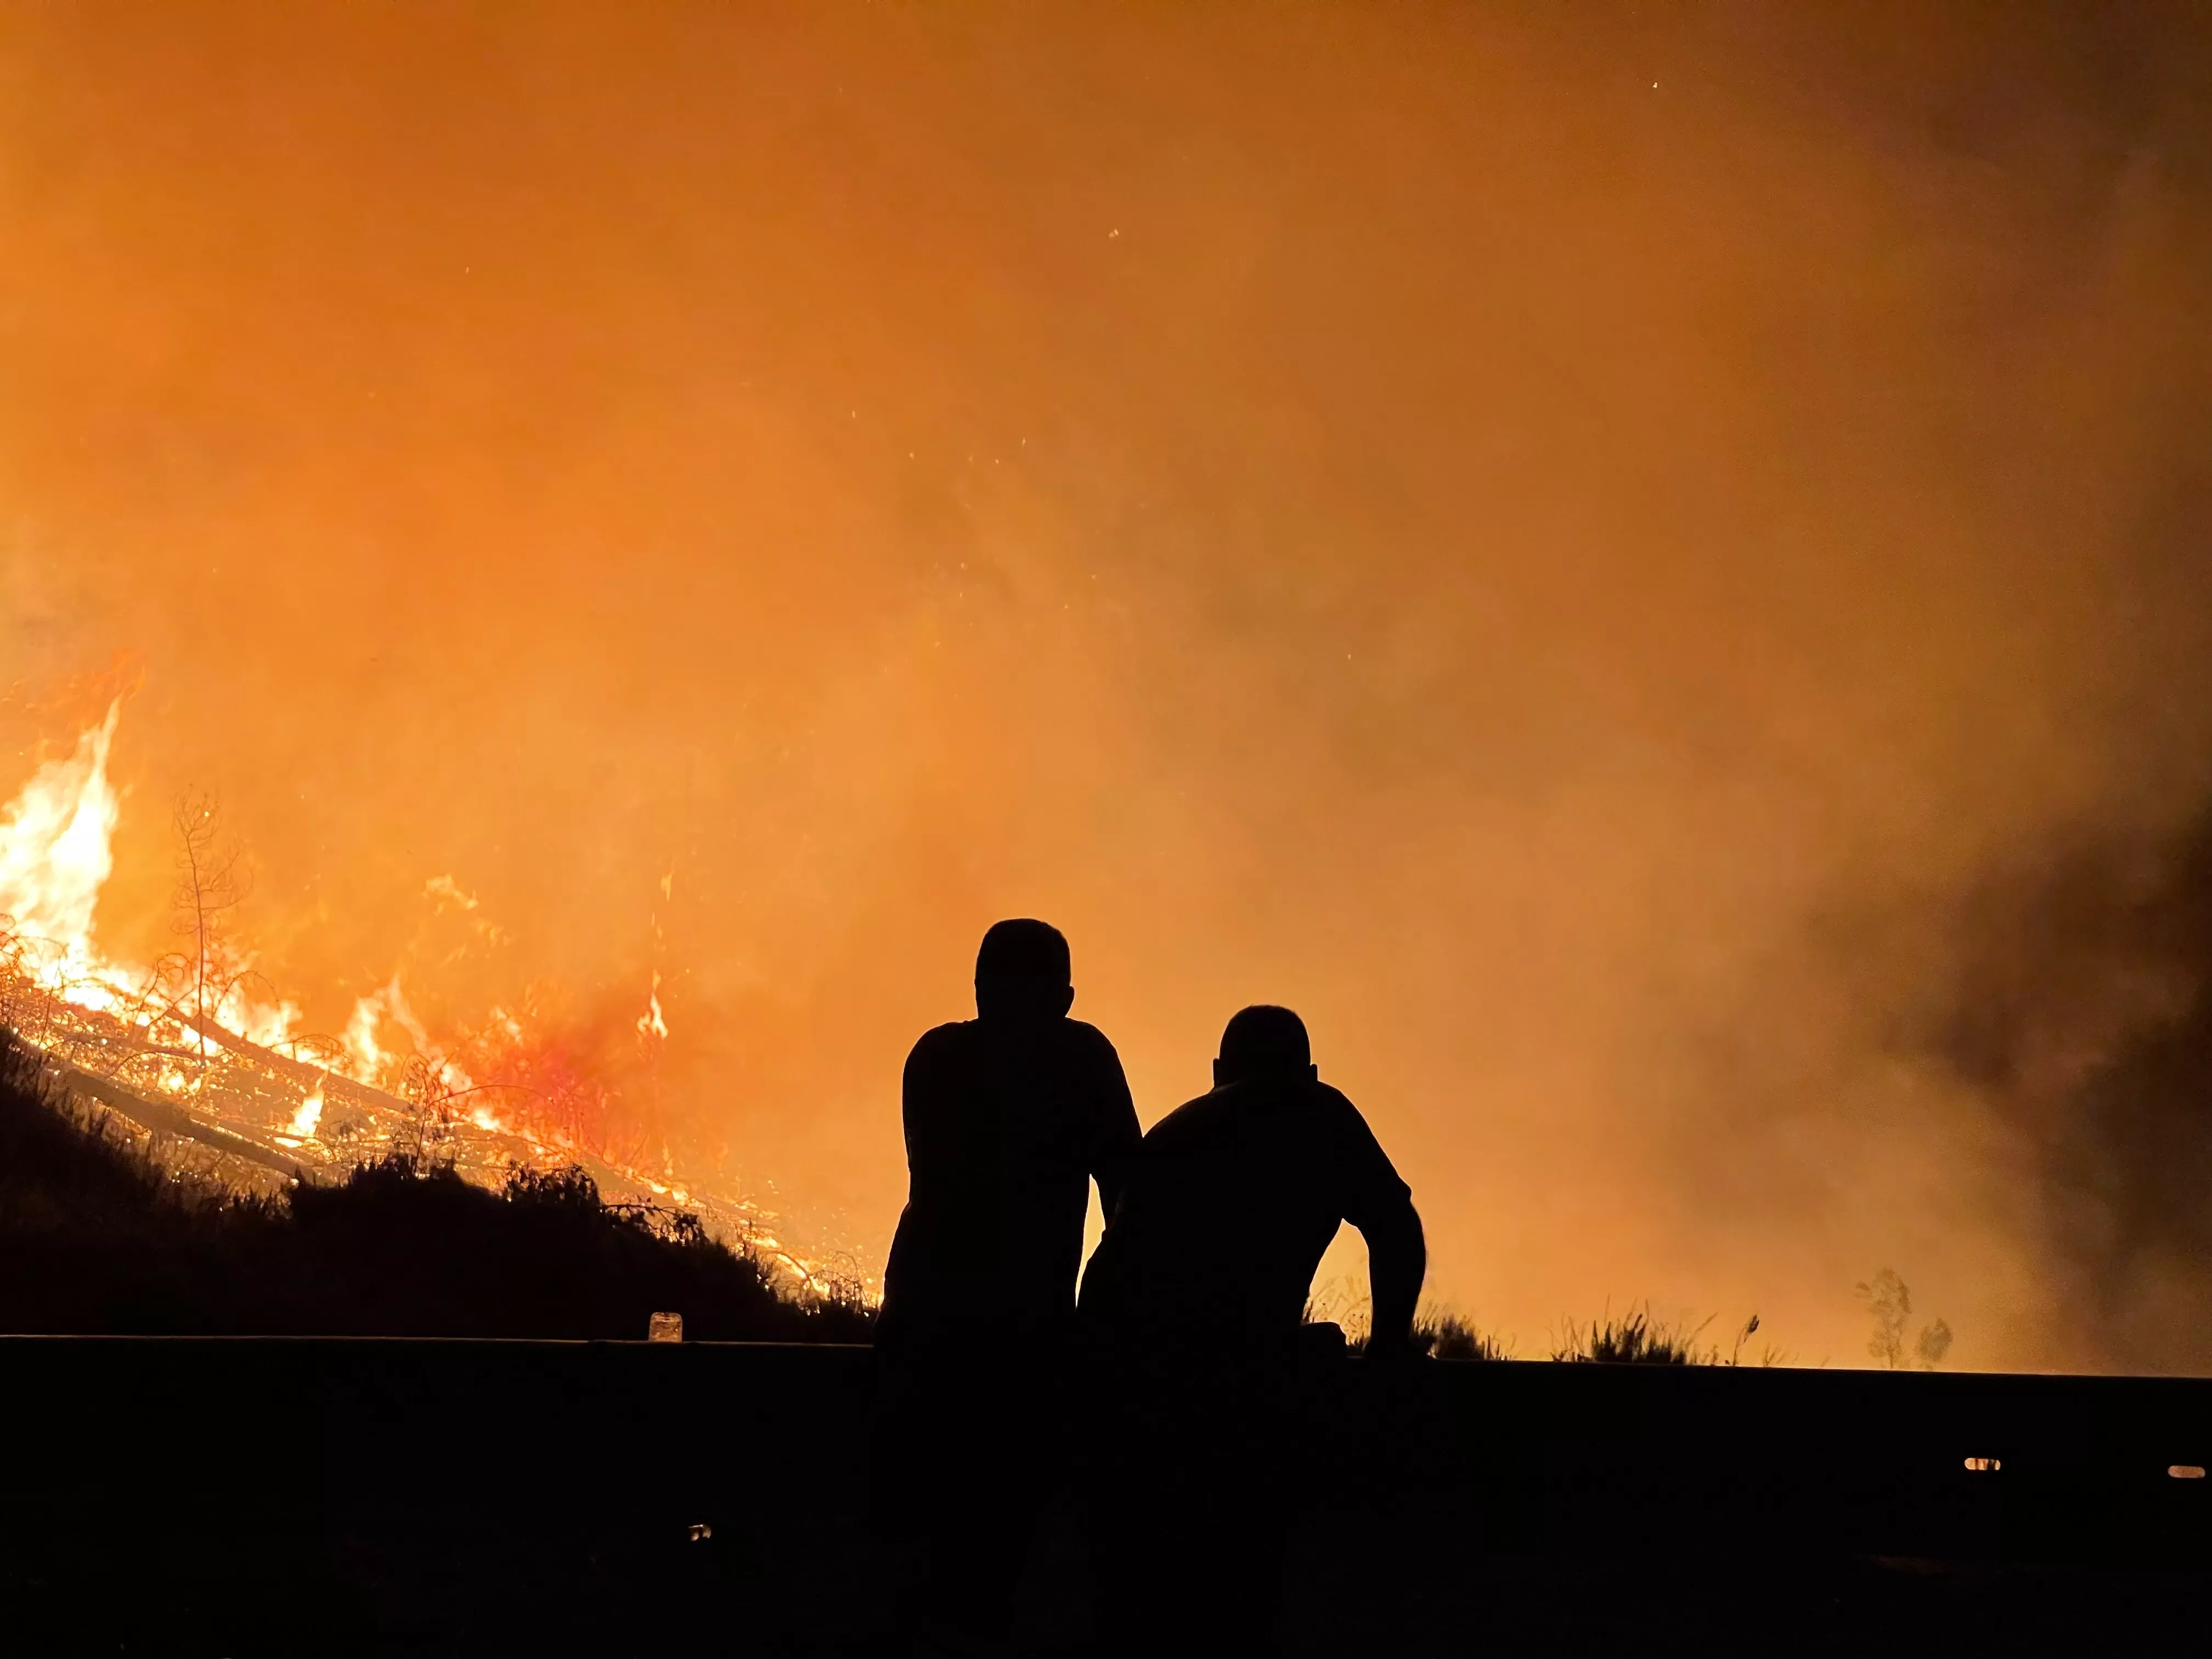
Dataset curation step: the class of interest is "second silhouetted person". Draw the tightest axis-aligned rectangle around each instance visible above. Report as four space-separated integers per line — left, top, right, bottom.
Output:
1080 1003 1425 1652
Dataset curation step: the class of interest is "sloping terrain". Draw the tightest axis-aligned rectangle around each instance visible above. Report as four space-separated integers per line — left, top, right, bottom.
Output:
0 1028 870 1341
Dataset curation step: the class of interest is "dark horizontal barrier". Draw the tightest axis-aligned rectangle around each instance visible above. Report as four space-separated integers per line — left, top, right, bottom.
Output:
3 1337 2207 1653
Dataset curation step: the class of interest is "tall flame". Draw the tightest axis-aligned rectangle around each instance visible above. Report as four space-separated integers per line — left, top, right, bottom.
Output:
0 701 120 968
285 1077 325 1141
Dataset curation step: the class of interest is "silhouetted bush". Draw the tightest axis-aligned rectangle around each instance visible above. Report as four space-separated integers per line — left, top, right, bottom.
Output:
1308 1293 1761 1366
1552 1305 1713 1364
1412 1308 1513 1361
0 1030 872 1341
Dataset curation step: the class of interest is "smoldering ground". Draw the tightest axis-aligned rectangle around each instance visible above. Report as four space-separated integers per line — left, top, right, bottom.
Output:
3 3 2212 1368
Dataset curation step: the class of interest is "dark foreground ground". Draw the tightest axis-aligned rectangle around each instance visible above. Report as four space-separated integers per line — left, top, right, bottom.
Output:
3 1336 2206 1655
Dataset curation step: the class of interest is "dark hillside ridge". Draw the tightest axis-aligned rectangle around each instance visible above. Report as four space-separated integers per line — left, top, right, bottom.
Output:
0 1029 869 1341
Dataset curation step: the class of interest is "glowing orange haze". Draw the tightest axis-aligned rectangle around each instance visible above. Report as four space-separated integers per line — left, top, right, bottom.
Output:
4 5 2210 1368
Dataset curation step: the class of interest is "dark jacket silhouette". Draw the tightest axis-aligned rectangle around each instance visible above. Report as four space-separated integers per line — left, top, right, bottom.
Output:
1079 1073 1417 1356
881 1013 1138 1341
1079 1004 1425 1654
872 918 1139 1652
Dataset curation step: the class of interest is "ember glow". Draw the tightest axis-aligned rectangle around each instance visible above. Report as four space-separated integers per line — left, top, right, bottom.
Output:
0 701 834 1289
4 4 2211 1369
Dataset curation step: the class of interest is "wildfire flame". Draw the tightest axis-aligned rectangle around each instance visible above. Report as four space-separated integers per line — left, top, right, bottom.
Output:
637 969 669 1043
0 702 121 984
0 699 851 1299
285 1077 325 1142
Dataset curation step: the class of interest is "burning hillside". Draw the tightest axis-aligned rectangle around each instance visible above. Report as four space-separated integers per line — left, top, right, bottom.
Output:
0 698 853 1301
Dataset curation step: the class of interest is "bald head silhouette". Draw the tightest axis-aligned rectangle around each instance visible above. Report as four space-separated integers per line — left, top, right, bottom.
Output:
974 918 1076 1023
1213 1004 1318 1087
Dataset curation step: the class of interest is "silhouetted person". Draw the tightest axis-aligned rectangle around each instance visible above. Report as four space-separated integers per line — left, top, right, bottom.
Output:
1079 1004 1425 1653
873 918 1141 1653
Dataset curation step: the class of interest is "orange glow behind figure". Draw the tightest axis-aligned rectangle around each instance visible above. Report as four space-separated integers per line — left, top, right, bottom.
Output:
4 4 2211 1370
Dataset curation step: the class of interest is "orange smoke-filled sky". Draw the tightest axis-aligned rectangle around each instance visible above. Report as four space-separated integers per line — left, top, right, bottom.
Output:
5 3 2212 1368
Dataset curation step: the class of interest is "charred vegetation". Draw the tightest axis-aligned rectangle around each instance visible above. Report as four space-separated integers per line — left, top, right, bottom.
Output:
0 1027 871 1342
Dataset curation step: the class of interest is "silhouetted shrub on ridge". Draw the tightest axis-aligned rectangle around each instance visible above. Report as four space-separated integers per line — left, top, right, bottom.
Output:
0 1029 871 1342
1412 1308 1513 1361
1550 1306 1776 1365
1553 1306 1709 1364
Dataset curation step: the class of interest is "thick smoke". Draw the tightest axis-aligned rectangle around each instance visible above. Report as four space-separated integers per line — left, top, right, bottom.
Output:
2 3 2210 1367
1905 803 2212 1372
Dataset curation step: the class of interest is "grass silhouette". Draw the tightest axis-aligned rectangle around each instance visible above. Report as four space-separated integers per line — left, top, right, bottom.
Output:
1412 1307 1515 1361
0 1028 872 1341
1548 1306 1779 1365
1552 1305 1713 1364
1312 1295 1775 1365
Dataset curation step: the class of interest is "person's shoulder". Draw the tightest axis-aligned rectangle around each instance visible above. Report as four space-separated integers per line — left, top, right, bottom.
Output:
1060 1017 1119 1053
1142 1087 1224 1143
1215 1075 1352 1118
1307 1080 1409 1197
1294 1079 1382 1139
906 1020 978 1064
1309 1080 1362 1116
1057 1018 1128 1071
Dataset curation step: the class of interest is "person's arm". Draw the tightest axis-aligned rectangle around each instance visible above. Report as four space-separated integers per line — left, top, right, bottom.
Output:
1087 1034 1143 1223
879 1030 951 1342
1358 1197 1426 1358
899 1027 959 1188
1328 1087 1426 1357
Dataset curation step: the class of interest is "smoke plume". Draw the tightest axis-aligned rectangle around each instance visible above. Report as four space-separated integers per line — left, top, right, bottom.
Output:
3 2 2210 1366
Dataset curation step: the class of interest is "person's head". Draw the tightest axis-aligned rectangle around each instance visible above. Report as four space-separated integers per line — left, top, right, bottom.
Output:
973 918 1075 1023
1214 1004 1317 1088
